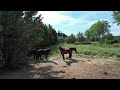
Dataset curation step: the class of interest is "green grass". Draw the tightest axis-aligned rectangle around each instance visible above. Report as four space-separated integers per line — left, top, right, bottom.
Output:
50 43 120 58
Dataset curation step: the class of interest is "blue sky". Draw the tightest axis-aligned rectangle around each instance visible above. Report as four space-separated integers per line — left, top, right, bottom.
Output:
37 11 120 36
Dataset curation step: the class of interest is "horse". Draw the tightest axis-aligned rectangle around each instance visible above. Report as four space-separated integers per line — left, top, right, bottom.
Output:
36 48 51 60
28 49 38 59
28 48 51 60
59 46 78 60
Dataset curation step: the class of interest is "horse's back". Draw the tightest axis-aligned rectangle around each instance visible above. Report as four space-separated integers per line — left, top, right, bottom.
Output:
38 48 51 54
64 48 71 51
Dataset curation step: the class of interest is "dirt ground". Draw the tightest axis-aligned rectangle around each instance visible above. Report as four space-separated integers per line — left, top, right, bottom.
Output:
0 54 120 79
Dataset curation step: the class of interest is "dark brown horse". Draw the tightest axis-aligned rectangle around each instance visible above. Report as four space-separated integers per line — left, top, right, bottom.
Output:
37 48 51 60
59 46 78 60
28 48 51 60
28 49 38 59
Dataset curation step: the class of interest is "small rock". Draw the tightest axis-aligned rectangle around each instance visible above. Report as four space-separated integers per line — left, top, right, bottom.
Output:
63 66 67 67
103 72 107 75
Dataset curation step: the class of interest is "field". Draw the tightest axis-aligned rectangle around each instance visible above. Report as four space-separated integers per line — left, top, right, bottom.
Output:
51 43 120 58
0 43 120 79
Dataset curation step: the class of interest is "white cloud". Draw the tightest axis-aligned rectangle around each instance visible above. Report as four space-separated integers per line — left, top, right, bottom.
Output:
37 11 74 25
37 11 120 36
38 11 113 26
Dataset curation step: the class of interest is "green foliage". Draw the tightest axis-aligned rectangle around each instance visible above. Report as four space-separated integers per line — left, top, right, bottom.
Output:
58 37 65 44
84 20 111 42
100 33 113 44
76 32 85 42
0 11 58 68
113 11 120 26
84 29 91 41
57 31 67 38
100 34 120 44
65 34 76 43
58 43 120 58
74 41 92 45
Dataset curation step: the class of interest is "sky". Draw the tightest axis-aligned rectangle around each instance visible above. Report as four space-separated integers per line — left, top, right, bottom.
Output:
37 11 120 36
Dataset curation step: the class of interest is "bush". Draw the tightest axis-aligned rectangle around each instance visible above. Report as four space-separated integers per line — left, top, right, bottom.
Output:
74 41 92 45
65 34 76 44
58 37 65 44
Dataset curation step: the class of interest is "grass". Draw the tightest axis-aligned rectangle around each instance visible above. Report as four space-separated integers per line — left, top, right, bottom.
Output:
50 43 120 58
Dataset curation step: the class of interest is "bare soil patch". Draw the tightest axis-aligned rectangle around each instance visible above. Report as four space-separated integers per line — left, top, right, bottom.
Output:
0 54 120 79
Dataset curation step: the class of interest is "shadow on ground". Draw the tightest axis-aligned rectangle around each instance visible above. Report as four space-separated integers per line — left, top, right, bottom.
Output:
64 58 79 66
22 65 65 79
0 58 64 79
28 57 58 65
64 57 85 66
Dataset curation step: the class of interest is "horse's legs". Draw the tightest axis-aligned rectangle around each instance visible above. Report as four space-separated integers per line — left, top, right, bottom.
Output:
36 54 38 60
45 54 48 60
28 52 32 59
39 54 42 60
62 54 65 60
33 55 36 59
36 54 38 59
36 52 40 60
46 55 48 59
69 53 72 59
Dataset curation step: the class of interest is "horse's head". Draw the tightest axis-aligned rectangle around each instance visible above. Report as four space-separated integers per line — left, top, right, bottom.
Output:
46 48 52 55
70 48 78 53
48 48 52 54
59 46 62 49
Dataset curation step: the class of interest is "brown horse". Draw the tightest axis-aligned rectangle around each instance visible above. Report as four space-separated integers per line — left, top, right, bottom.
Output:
59 46 78 60
28 48 51 60
28 49 38 59
37 48 51 60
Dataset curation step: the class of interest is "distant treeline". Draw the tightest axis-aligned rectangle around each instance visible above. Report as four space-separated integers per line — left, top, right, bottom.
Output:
59 11 120 44
61 32 120 44
57 31 67 38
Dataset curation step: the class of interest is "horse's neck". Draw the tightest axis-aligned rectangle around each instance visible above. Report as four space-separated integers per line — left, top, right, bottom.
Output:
70 49 75 52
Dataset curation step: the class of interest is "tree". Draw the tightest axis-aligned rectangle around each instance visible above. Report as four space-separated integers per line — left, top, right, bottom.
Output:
57 31 67 38
48 24 57 45
0 11 58 69
51 28 58 44
112 11 120 26
65 34 76 43
101 33 114 44
0 11 44 69
0 11 24 68
84 29 91 41
76 32 85 42
58 37 65 44
84 20 111 42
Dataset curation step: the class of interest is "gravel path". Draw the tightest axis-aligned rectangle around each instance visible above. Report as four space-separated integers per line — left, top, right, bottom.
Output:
0 54 120 79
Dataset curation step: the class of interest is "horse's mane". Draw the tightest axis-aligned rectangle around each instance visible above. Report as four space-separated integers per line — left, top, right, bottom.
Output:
69 48 76 50
39 48 51 51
